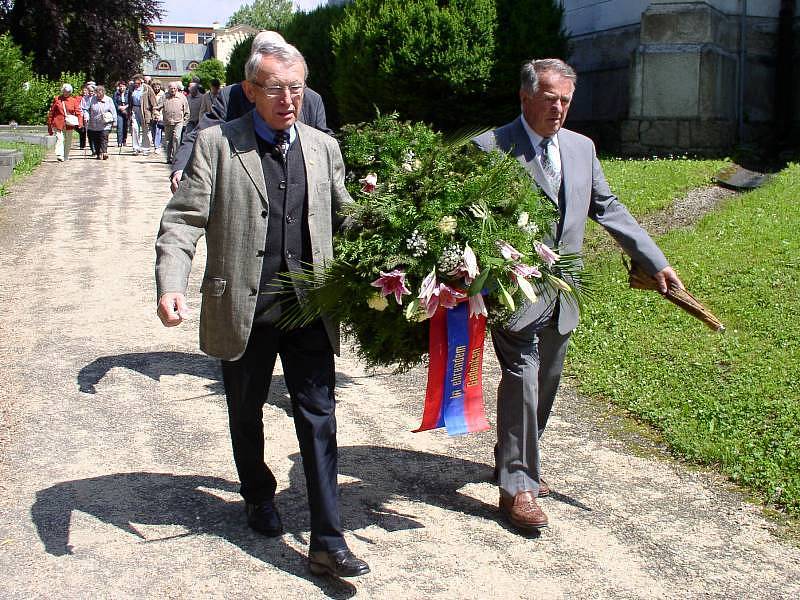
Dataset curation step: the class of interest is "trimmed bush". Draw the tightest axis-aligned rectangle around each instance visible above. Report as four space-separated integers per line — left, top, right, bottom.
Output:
330 0 568 131
225 35 255 85
332 0 496 131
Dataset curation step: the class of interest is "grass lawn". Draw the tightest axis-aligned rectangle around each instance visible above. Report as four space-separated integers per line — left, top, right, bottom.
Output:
599 155 731 217
0 140 45 196
568 162 800 514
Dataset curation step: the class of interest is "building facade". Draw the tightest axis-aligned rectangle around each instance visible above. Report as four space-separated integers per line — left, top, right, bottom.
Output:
144 23 257 85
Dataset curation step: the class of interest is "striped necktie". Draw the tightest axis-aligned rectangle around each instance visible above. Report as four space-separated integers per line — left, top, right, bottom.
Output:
539 137 561 198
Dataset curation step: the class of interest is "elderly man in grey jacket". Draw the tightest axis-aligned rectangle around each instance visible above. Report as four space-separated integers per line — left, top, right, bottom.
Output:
155 42 370 578
473 58 683 533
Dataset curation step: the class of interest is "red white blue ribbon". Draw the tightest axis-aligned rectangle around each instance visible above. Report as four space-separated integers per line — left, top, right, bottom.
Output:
415 301 489 436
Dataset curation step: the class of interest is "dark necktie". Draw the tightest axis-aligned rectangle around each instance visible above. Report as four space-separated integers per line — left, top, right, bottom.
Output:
539 137 561 198
275 130 289 160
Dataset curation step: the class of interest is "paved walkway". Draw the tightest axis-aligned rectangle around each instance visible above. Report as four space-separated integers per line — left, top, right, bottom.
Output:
0 140 798 599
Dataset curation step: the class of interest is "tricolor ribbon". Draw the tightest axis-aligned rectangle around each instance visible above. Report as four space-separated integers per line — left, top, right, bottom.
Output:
415 299 490 436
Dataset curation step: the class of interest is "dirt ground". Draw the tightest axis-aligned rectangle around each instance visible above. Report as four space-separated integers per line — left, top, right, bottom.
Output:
0 140 798 599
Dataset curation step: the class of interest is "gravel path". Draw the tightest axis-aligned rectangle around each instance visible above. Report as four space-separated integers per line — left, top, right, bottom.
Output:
0 146 797 599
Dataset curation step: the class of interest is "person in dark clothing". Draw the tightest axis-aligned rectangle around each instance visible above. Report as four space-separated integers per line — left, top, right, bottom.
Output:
169 31 332 192
112 81 130 147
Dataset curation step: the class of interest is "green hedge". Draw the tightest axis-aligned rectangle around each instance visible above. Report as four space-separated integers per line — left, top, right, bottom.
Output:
282 4 347 127
182 58 226 90
330 0 568 131
225 35 254 86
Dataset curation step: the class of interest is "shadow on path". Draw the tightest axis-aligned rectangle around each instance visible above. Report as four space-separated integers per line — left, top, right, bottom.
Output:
76 352 357 418
77 352 222 396
31 445 600 594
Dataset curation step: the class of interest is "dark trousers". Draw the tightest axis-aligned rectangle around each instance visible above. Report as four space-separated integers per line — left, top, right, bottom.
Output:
220 320 345 552
87 130 109 156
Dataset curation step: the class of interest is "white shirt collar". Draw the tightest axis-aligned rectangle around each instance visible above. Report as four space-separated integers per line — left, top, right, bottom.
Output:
519 115 559 155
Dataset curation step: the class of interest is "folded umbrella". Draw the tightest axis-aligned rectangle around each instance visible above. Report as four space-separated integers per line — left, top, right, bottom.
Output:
622 257 725 332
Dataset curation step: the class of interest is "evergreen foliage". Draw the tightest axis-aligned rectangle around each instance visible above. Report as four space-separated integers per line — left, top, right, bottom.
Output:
281 4 347 127
181 58 226 90
331 0 496 131
330 0 568 131
225 35 255 85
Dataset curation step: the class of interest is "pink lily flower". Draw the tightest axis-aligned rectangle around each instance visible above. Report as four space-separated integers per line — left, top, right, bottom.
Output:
462 243 479 282
360 172 378 193
370 269 411 304
437 283 466 310
418 268 438 302
511 263 542 280
468 293 488 318
496 240 524 261
535 242 560 266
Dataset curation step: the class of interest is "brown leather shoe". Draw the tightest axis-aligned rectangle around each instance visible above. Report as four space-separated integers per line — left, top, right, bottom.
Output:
499 490 548 530
538 479 551 497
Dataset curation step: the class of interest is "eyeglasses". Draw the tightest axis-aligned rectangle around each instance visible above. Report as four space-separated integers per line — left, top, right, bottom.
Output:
252 82 305 98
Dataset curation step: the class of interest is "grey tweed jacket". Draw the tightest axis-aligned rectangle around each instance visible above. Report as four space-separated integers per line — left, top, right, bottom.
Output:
155 112 351 360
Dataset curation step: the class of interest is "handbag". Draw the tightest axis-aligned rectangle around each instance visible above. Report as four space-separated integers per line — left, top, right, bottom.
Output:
63 101 79 127
102 111 114 124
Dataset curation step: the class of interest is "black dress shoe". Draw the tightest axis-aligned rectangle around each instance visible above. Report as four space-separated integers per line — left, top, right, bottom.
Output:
309 548 370 578
245 501 283 537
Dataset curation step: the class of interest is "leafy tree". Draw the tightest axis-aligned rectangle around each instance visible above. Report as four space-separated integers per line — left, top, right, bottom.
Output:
227 0 294 30
0 33 83 124
0 0 162 86
225 35 255 85
181 58 225 90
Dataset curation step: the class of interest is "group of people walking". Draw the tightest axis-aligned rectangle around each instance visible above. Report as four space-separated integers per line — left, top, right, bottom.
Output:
47 74 221 164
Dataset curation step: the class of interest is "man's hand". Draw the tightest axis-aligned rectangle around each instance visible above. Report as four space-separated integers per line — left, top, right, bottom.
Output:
653 266 684 294
157 292 189 326
170 170 183 193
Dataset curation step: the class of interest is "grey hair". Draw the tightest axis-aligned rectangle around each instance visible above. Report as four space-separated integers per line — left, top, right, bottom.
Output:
520 58 577 94
95 85 105 94
245 42 308 83
250 30 286 53
60 83 73 94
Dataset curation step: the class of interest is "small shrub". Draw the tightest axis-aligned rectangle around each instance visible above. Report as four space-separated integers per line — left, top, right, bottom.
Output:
331 0 497 131
0 33 84 124
181 58 225 90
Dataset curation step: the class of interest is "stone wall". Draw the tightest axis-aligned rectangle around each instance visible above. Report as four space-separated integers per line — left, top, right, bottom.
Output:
564 0 799 155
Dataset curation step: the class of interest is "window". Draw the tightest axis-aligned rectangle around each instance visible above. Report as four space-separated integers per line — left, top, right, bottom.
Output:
187 61 199 71
198 32 214 44
156 61 171 71
153 30 185 44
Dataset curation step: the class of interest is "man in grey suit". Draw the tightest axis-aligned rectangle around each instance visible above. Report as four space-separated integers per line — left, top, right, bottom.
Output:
473 58 683 532
155 42 369 577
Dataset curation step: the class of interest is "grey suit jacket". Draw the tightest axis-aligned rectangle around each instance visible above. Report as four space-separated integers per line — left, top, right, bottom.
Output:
155 112 351 360
473 117 668 334
172 83 332 174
